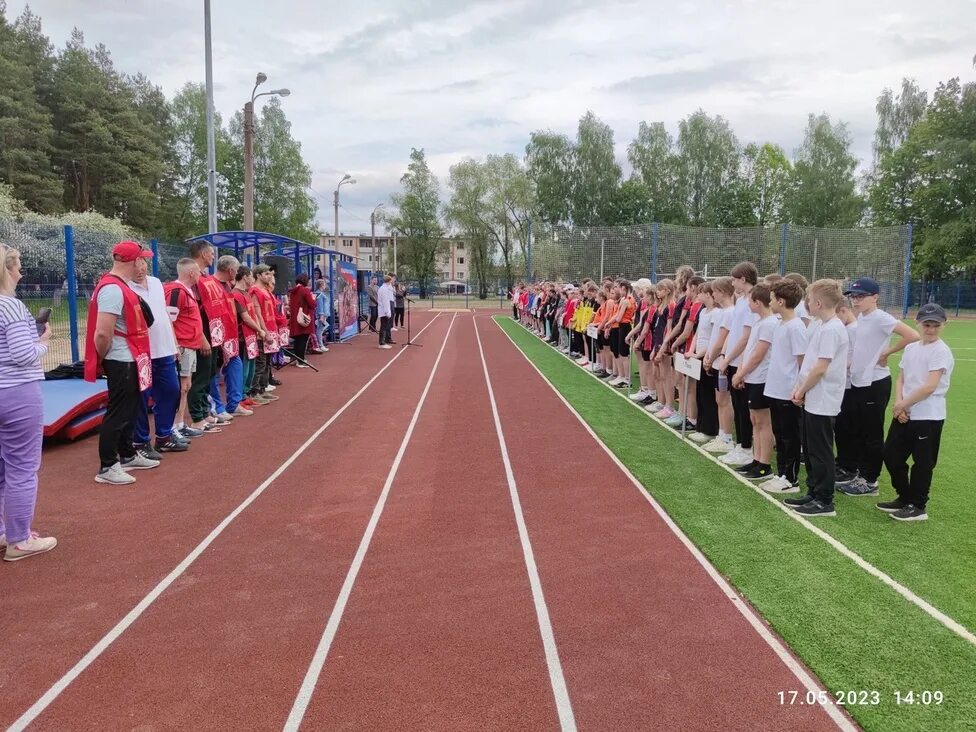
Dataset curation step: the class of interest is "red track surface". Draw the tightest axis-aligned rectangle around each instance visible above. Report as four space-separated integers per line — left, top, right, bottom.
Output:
0 312 848 731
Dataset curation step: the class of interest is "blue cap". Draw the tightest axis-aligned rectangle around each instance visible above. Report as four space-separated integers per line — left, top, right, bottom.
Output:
916 303 947 323
844 278 879 296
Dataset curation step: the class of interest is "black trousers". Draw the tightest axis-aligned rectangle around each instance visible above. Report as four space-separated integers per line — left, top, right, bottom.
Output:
727 365 753 448
292 333 310 361
803 411 836 504
379 315 392 344
770 397 803 484
571 331 583 354
189 348 219 422
851 376 892 482
252 350 271 394
99 359 139 468
696 370 719 437
394 306 405 327
834 388 858 474
368 305 378 331
883 419 943 508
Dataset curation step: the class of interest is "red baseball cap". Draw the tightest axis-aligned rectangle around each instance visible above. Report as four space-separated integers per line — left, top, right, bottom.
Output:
112 240 153 262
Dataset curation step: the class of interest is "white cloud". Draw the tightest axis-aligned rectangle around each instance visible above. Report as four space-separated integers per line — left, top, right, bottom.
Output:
7 0 976 234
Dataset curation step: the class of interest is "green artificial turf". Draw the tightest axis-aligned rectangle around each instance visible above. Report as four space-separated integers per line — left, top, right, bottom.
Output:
497 316 976 732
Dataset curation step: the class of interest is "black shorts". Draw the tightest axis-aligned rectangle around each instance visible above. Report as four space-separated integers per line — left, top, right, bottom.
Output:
596 331 605 350
747 381 770 410
616 323 632 358
609 328 620 358
640 348 651 362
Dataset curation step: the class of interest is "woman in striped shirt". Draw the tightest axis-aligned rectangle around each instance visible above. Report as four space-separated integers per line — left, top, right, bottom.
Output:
0 244 57 561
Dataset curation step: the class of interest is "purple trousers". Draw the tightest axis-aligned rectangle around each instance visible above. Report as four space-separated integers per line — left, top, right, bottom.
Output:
0 380 43 544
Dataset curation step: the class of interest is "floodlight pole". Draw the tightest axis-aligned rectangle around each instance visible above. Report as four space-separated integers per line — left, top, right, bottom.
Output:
204 0 217 233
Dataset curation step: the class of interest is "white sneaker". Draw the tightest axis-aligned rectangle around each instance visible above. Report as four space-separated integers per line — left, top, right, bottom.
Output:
379 344 393 350
576 356 588 365
704 438 733 454
688 432 711 443
760 475 800 494
121 453 160 471
215 411 234 423
96 462 138 484
4 534 57 561
265 384 277 392
720 447 753 467
645 401 664 413
629 389 648 401
392 327 399 331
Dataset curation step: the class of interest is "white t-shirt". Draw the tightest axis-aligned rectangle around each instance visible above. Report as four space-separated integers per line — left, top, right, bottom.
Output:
844 321 858 389
743 314 778 384
128 276 178 359
798 316 849 416
726 293 759 367
695 307 716 354
795 299 810 324
899 340 954 420
850 308 898 387
763 317 808 399
96 284 132 362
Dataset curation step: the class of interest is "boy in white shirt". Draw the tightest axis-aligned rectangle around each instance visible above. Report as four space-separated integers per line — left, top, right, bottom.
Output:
878 304 954 521
785 279 850 517
836 277 919 496
759 279 809 493
731 283 778 480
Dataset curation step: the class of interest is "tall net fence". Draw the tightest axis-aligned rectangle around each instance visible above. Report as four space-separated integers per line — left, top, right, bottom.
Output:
531 223 912 314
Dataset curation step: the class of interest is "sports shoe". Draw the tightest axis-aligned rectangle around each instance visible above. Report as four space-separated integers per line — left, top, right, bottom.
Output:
269 377 282 386
689 432 712 444
379 344 393 350
759 475 800 494
720 446 751 466
645 401 664 413
596 371 613 379
231 405 254 416
793 500 836 517
664 413 684 428
250 395 271 405
742 464 773 481
95 462 137 484
392 327 398 331
614 380 630 389
629 389 649 401
639 395 655 406
703 438 733 453
296 363 310 368
784 494 815 507
876 499 908 513
155 435 188 453
735 460 758 473
837 476 879 497
215 411 234 423
262 393 280 401
834 466 858 485
179 426 205 438
657 407 675 420
4 534 57 562
891 504 927 521
265 384 277 392
120 453 160 471
132 442 162 461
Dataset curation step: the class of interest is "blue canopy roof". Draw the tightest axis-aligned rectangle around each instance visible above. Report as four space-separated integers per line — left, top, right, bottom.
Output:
184 230 351 260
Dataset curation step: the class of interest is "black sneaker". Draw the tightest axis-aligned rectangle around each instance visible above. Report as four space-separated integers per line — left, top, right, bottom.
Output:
133 443 162 461
784 494 815 507
834 468 859 488
837 476 879 496
876 499 907 513
640 395 655 405
743 464 773 480
735 460 759 474
156 435 189 453
793 500 836 517
597 371 613 379
269 377 282 386
891 504 927 522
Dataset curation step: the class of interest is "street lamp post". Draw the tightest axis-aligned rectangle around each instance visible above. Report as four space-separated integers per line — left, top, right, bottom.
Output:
371 203 384 272
243 73 290 231
333 174 356 238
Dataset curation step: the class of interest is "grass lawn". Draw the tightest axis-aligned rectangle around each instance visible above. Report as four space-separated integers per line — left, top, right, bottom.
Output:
497 315 976 732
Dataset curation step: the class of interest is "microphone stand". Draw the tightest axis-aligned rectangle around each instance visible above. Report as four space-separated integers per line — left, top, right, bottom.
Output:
403 298 422 347
279 346 320 372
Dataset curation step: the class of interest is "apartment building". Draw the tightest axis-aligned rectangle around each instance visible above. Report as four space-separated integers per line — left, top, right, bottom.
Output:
318 234 469 281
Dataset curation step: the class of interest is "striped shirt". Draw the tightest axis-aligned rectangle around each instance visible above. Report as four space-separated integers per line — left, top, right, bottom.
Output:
0 295 47 388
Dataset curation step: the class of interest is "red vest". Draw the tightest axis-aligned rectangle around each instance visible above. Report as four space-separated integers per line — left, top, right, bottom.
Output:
163 281 204 349
251 286 280 352
84 273 153 391
233 289 260 359
197 274 228 347
216 280 239 359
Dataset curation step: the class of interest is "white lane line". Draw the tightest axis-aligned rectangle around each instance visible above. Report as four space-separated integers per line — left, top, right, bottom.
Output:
283 313 459 732
473 317 578 732
491 318 855 732
505 320 976 649
6 313 445 732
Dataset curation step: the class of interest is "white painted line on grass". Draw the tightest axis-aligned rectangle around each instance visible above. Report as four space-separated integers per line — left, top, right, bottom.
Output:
505 319 976 650
6 313 445 732
492 318 855 732
283 313 459 732
473 317 578 732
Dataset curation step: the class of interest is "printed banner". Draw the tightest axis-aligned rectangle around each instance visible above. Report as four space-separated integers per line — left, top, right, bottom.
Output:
337 260 359 341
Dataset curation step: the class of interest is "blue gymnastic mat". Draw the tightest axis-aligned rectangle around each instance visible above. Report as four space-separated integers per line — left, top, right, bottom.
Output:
41 379 108 434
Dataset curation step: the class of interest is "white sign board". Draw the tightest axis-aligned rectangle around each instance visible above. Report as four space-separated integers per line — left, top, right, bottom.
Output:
586 325 599 339
673 353 702 381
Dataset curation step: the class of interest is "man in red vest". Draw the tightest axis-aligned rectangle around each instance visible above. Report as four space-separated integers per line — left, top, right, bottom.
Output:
187 240 228 431
85 241 160 485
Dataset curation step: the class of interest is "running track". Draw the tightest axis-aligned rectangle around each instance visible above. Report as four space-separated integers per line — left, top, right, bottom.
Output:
0 312 851 731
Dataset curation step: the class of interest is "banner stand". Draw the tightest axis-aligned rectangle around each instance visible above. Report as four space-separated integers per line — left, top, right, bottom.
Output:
673 354 703 440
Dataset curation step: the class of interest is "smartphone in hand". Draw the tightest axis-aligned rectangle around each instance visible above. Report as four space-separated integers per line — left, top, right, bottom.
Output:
35 307 52 336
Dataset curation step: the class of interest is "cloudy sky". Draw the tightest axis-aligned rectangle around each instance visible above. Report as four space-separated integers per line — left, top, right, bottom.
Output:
9 0 975 235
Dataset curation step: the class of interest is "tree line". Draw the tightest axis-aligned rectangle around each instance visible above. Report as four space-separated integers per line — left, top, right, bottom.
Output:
0 3 319 244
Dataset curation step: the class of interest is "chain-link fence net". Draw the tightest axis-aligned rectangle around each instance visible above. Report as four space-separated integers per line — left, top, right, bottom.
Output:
531 223 911 313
